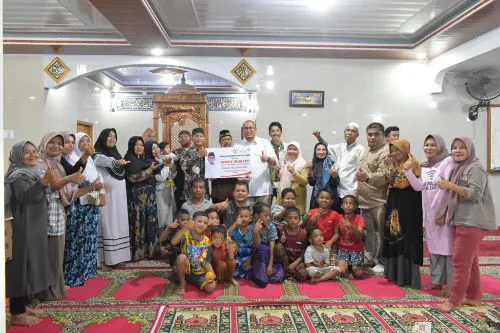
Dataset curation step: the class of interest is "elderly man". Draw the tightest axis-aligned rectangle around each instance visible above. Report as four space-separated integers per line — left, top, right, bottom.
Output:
234 120 277 205
356 122 390 273
313 122 365 198
211 129 237 203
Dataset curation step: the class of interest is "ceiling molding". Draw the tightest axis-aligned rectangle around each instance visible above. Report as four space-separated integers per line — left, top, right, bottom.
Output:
142 0 494 51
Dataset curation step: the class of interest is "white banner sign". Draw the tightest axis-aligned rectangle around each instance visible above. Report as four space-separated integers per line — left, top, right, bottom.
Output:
205 147 252 179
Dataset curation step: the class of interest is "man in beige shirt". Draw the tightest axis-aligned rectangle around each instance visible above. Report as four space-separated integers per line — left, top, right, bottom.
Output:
356 122 390 273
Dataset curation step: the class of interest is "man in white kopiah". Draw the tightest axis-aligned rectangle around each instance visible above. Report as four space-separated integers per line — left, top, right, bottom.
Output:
233 120 277 205
313 122 366 198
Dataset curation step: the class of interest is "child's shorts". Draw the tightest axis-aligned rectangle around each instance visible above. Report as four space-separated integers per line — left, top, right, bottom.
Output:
337 249 364 267
186 273 212 290
306 265 341 278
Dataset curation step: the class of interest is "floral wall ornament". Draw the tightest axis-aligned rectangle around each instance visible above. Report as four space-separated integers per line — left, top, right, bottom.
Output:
231 59 256 84
44 57 71 83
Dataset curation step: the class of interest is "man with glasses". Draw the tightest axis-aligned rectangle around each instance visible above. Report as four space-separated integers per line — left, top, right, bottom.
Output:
234 120 277 205
356 122 390 273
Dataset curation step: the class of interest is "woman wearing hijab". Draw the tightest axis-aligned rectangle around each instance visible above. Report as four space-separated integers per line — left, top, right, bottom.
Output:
145 140 177 229
274 142 308 214
60 132 90 175
435 137 497 312
382 139 423 289
125 136 159 260
5 141 52 326
63 133 104 287
93 128 131 267
308 142 340 211
403 135 454 295
35 132 85 301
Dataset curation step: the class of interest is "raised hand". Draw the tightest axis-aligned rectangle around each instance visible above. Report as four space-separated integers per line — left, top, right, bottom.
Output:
254 219 264 234
329 166 338 177
116 159 130 166
169 221 180 229
235 215 243 227
356 168 368 182
403 153 413 170
287 163 295 174
260 150 269 163
83 142 95 156
91 180 104 191
41 165 54 186
312 130 321 138
69 167 86 185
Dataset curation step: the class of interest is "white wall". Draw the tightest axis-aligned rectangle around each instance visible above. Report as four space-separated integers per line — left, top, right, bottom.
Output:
3 54 499 225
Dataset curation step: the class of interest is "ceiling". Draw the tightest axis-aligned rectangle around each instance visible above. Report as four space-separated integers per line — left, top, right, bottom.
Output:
3 0 500 60
87 66 245 93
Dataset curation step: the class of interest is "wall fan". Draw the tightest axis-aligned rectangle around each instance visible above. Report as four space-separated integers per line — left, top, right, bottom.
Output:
454 69 500 121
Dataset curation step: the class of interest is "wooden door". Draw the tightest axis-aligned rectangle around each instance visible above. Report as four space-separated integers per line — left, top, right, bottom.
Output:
76 120 94 141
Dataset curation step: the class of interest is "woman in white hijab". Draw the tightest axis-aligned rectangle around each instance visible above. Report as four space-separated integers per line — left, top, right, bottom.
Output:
63 133 104 287
274 142 308 214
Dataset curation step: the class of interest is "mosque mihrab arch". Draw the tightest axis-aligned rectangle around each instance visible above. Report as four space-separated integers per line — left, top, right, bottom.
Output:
153 74 208 150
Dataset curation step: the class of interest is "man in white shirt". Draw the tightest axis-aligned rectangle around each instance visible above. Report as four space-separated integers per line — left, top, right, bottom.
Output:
313 122 366 198
234 120 277 205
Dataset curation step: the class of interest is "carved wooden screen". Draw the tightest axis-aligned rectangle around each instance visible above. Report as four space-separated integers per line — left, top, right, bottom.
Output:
153 93 208 149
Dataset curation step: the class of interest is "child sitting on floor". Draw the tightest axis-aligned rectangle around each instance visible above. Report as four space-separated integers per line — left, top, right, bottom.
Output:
304 228 341 284
271 188 299 227
228 206 253 280
171 211 216 295
333 195 366 279
248 202 285 288
211 225 238 286
304 189 342 262
274 207 308 282
159 209 190 267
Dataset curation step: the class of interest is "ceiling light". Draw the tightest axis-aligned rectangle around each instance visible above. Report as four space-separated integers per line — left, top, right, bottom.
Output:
332 98 338 102
416 53 427 60
266 80 275 89
307 0 335 11
151 48 163 56
29 96 36 100
302 113 308 117
238 87 245 93
428 101 437 109
94 87 101 92
266 65 274 76
373 114 383 122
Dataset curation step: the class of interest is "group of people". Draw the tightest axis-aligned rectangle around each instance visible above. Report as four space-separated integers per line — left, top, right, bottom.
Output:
4 119 496 326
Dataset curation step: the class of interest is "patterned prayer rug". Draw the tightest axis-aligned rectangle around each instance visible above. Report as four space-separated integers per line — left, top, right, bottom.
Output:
6 261 500 332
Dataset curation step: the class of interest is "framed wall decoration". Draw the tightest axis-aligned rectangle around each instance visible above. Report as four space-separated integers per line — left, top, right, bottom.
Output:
44 57 71 83
231 59 256 84
487 104 500 173
289 90 324 107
